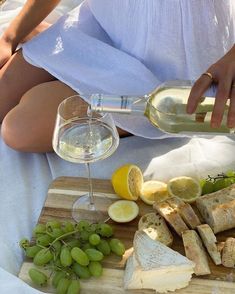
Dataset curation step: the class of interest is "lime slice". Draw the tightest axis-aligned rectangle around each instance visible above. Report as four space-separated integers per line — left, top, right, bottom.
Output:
108 200 139 223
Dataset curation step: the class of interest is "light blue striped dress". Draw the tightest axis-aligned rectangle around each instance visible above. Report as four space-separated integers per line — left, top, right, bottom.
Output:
22 0 235 138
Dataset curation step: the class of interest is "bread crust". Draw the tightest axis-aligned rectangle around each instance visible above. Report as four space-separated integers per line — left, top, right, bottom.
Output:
166 197 201 229
153 201 188 236
138 212 173 246
182 230 211 276
196 184 235 233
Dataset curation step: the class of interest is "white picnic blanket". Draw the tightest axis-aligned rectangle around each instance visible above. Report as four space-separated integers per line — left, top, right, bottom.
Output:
1 1 235 293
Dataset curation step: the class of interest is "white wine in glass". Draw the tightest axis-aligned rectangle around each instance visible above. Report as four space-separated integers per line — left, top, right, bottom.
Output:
52 95 119 222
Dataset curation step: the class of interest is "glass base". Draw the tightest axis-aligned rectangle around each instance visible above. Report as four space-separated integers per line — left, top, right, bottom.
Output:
72 193 112 223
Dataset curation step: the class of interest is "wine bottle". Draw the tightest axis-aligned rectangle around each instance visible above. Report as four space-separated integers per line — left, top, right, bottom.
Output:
90 80 234 135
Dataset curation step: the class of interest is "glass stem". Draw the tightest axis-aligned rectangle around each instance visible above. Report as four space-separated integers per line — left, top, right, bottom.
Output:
85 162 94 207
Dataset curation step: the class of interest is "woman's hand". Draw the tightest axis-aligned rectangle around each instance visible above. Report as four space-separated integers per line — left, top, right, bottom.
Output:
0 37 14 68
187 44 235 128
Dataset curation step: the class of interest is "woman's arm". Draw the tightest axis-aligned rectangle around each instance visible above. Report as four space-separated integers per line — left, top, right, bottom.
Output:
187 44 235 128
0 0 60 67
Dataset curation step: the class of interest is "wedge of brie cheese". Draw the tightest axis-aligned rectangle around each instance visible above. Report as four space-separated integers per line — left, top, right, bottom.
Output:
124 231 195 293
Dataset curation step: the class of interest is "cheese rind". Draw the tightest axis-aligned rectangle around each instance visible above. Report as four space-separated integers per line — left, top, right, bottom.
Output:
124 231 195 293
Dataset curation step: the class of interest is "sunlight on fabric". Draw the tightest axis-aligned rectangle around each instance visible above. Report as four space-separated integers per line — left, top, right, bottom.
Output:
53 36 64 54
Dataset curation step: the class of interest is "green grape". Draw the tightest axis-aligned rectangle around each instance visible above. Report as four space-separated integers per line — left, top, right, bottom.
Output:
96 239 111 256
85 248 104 261
86 223 98 233
96 223 113 237
46 220 61 232
80 231 91 241
225 170 235 177
52 271 67 288
56 278 71 294
89 234 101 246
213 179 229 192
109 239 125 256
71 247 89 266
62 221 75 233
201 181 214 195
199 178 206 188
82 243 95 251
25 245 41 258
19 238 30 250
75 220 90 232
66 239 81 249
28 268 47 287
67 279 81 294
36 234 53 246
50 228 64 239
33 224 46 236
72 263 91 279
51 240 62 256
33 248 53 266
54 257 62 267
88 261 103 277
60 247 72 267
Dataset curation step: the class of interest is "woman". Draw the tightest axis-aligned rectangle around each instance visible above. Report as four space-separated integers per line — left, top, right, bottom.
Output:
0 0 234 152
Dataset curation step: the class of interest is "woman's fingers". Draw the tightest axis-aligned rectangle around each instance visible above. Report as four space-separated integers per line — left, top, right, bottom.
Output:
227 85 235 128
186 73 214 114
210 78 232 128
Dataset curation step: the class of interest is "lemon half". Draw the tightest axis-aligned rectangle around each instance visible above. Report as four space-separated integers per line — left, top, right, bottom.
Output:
140 180 168 205
167 176 201 203
108 200 139 223
111 164 143 200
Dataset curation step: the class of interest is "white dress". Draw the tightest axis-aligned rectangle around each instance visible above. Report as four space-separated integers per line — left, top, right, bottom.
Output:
22 0 235 139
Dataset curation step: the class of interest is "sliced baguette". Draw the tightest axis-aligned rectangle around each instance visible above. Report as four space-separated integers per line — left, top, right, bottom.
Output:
217 242 225 255
138 212 173 247
196 184 235 233
221 237 235 268
197 224 221 265
166 197 201 229
153 201 188 236
182 230 211 276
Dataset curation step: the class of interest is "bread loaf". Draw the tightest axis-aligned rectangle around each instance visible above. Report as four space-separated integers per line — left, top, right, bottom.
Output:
196 184 235 233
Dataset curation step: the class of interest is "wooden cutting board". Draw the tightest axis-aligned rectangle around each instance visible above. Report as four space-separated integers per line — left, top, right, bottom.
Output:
18 176 235 294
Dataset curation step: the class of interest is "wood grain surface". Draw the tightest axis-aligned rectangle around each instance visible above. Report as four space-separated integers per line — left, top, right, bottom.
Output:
18 176 235 293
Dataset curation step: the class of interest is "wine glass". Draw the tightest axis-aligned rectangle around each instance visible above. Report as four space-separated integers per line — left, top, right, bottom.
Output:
52 95 119 222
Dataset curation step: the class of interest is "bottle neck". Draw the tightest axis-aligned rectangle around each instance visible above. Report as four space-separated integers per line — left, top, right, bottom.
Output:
90 94 148 114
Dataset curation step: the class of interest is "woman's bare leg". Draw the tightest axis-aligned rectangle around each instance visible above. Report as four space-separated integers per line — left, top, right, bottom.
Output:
1 80 78 152
0 49 55 121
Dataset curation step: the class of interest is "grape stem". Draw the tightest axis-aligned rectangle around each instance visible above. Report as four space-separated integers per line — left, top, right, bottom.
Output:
207 173 235 182
49 230 80 248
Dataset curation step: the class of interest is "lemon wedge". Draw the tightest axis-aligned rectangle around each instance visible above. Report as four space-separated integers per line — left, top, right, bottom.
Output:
111 164 143 200
108 200 139 223
140 180 168 205
167 176 201 203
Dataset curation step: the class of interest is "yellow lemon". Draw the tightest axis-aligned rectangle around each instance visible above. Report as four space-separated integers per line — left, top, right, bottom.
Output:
111 164 143 200
167 176 201 203
140 180 168 205
108 200 139 223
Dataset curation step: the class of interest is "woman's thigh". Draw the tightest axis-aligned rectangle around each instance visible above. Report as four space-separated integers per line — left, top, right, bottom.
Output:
0 49 55 121
1 80 82 153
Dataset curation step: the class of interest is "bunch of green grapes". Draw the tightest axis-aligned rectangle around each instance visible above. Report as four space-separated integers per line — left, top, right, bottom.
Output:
200 170 235 195
19 220 125 294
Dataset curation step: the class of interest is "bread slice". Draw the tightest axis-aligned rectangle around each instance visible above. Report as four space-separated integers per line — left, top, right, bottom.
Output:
166 197 201 229
196 184 235 233
182 230 211 276
197 224 221 265
221 237 235 268
217 242 225 255
138 212 173 246
153 201 188 236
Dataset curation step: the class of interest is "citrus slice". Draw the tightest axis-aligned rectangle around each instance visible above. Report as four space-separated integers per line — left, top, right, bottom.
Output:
140 180 168 205
111 164 143 200
167 176 201 203
108 200 139 223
